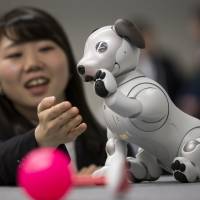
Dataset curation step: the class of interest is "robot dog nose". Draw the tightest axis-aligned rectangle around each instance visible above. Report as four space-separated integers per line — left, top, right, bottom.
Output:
77 65 85 75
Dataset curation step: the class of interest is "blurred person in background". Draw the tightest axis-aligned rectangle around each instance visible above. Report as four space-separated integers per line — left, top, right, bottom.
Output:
135 18 184 104
178 5 200 118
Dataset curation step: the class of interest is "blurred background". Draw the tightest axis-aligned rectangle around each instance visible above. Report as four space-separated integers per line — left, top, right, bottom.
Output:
1 0 200 124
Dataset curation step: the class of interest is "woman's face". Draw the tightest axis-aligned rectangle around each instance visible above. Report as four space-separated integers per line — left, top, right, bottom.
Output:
0 36 70 109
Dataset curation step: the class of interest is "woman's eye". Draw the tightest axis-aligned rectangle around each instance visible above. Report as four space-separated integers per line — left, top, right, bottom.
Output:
39 46 55 52
5 52 22 59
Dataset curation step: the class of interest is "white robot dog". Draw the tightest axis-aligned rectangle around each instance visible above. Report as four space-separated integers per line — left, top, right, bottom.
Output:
77 19 200 185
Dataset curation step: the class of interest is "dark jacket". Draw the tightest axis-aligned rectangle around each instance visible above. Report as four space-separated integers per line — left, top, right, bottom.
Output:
0 95 107 185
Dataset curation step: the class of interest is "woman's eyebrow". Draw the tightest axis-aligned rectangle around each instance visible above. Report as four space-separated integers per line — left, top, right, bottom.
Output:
5 41 26 49
4 40 53 50
5 42 20 49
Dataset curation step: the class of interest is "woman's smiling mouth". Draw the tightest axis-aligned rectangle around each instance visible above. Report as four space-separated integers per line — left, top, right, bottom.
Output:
24 77 50 96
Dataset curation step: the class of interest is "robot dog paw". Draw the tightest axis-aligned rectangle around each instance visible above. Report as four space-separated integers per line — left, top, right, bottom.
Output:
171 157 199 183
94 69 117 97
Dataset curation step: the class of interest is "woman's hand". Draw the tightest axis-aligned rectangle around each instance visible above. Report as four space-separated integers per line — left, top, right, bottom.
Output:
35 96 87 147
77 164 100 176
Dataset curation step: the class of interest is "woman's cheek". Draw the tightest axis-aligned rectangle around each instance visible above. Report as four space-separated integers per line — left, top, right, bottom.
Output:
0 63 20 82
49 53 69 77
54 62 70 86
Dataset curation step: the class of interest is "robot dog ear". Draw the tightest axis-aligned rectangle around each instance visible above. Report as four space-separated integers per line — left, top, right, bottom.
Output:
114 19 145 49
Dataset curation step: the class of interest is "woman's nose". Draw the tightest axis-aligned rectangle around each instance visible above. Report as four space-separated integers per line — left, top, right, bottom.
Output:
24 53 43 72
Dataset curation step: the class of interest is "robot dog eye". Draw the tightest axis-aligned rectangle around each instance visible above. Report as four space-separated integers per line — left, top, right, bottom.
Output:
95 41 108 53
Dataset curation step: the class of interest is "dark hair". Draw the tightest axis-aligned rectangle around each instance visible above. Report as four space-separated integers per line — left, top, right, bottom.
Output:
0 7 106 169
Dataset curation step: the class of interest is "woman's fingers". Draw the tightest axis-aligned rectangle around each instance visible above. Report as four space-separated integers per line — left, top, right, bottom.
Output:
60 115 83 133
84 165 98 175
38 101 73 122
69 123 87 135
77 164 99 175
64 123 87 142
36 97 87 147
37 96 56 113
54 107 80 127
47 101 72 120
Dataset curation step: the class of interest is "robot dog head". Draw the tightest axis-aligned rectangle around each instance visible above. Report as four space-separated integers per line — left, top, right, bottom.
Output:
77 19 145 82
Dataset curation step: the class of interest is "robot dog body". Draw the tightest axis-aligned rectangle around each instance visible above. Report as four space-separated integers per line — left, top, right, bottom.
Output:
77 19 200 183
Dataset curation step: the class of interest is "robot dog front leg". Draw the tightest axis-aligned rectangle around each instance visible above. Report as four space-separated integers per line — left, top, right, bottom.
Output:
93 128 129 192
93 129 127 178
105 90 142 118
94 69 142 118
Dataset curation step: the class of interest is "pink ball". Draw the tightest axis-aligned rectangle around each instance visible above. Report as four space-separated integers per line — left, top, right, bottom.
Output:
17 147 72 200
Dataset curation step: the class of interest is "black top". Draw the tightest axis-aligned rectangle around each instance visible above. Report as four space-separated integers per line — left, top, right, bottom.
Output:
0 95 107 185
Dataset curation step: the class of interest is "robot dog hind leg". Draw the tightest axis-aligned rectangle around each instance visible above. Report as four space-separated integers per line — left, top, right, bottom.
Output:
172 138 200 182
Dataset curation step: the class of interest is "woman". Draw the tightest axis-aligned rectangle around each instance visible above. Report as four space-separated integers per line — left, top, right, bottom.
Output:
0 6 107 185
